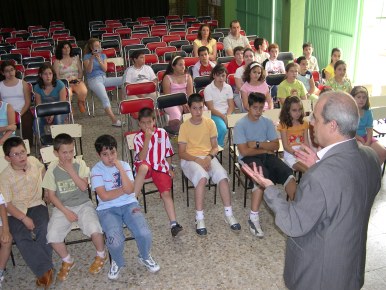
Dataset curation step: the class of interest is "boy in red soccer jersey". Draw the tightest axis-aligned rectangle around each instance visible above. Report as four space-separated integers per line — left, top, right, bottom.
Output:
133 108 183 237
192 46 215 79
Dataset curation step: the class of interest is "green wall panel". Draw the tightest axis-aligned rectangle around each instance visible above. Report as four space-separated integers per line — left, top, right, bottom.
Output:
304 0 362 77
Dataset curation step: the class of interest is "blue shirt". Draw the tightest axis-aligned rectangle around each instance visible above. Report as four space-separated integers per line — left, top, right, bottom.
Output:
233 115 278 160
91 160 137 211
357 110 373 137
83 53 107 79
33 80 65 104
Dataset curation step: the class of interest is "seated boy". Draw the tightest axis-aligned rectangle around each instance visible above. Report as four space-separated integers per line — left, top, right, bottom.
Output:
302 42 319 72
91 135 160 280
226 46 244 75
234 93 296 237
42 133 106 282
123 50 157 100
0 194 12 286
192 46 216 80
133 108 183 237
178 93 241 236
264 43 285 75
0 137 54 288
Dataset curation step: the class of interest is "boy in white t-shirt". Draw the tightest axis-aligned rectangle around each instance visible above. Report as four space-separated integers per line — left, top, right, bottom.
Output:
123 50 157 100
302 42 319 72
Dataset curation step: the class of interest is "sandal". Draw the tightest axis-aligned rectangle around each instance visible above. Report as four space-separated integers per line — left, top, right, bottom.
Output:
57 261 75 281
89 256 107 274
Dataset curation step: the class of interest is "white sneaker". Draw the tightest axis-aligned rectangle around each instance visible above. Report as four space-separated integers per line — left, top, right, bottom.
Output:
138 254 160 273
248 216 264 238
195 219 207 236
225 215 241 231
108 260 121 280
112 120 125 127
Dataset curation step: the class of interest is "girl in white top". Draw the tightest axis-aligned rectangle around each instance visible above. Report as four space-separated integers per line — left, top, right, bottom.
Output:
204 64 234 147
0 61 33 146
53 41 88 113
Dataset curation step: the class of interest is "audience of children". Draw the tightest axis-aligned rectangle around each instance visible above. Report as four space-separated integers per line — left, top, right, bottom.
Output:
193 24 217 61
277 63 308 105
192 46 216 79
325 60 352 93
240 62 273 112
133 108 183 237
53 41 88 113
204 64 235 147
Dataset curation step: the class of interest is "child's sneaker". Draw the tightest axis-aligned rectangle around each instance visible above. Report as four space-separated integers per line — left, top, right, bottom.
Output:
225 215 241 231
0 269 4 283
171 223 183 237
89 255 107 274
195 219 207 236
248 216 264 238
57 261 75 281
108 260 121 280
138 254 160 273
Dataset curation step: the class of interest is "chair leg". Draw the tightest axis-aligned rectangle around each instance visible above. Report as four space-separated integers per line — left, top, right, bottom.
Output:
213 182 217 204
142 185 147 213
185 175 189 207
171 179 174 200
10 249 15 266
243 176 248 208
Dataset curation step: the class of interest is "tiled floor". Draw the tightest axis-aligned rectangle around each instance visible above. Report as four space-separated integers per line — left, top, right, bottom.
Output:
3 103 386 289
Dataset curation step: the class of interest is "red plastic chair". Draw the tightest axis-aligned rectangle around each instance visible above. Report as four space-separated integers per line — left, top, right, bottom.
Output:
146 41 167 52
155 46 177 60
168 31 186 39
5 37 22 45
31 42 52 50
102 48 117 58
121 38 141 47
28 25 43 33
137 16 151 22
131 33 149 40
166 15 180 21
217 42 225 57
144 54 159 65
150 29 168 38
31 50 52 62
151 25 167 31
183 57 199 67
32 31 49 38
162 35 181 44
11 30 28 38
185 34 197 43
11 48 30 58
141 20 155 26
125 82 157 99
24 67 39 76
115 28 132 39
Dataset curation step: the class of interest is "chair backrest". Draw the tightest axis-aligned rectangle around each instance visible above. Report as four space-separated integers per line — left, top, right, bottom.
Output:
262 108 281 125
182 110 211 122
371 106 386 121
119 97 155 115
142 36 161 46
144 54 159 65
156 92 187 109
125 82 157 97
183 56 199 67
164 50 187 62
227 113 248 129
277 52 294 64
370 96 386 108
302 99 313 114
266 74 286 86
151 63 168 74
217 56 233 65
40 146 58 164
193 75 211 92
35 101 71 118
50 123 83 155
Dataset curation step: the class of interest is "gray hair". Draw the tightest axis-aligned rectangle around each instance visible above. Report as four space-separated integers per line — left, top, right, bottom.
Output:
319 91 359 138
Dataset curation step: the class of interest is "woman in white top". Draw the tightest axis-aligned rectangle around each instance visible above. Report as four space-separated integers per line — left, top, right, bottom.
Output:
0 61 33 146
53 41 88 113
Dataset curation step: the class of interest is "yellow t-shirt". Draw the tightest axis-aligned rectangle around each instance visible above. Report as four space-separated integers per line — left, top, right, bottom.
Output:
277 79 307 100
178 117 217 156
324 63 334 79
278 121 309 147
193 38 217 54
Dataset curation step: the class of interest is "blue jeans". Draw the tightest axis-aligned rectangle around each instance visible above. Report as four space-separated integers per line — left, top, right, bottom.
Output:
87 75 123 108
211 115 227 147
37 114 66 137
97 202 152 267
233 93 246 113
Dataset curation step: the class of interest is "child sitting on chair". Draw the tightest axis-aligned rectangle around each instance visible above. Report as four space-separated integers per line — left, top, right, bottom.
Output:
91 134 160 280
192 46 216 79
42 133 106 282
133 108 183 237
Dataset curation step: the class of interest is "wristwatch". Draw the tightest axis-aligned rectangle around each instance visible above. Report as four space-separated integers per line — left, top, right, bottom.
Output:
256 141 260 149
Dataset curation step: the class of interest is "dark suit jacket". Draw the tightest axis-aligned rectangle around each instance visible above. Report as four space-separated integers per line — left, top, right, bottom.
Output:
264 139 381 290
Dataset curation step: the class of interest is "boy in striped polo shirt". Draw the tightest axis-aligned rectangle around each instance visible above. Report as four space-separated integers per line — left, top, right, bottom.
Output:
133 108 183 237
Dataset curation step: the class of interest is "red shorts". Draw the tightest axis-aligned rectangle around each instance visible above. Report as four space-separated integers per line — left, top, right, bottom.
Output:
136 161 172 196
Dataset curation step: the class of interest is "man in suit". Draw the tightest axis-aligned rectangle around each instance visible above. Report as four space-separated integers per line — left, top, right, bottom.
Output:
243 91 381 290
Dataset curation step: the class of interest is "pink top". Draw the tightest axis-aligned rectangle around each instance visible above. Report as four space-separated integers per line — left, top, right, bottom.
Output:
240 81 270 109
166 74 188 94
